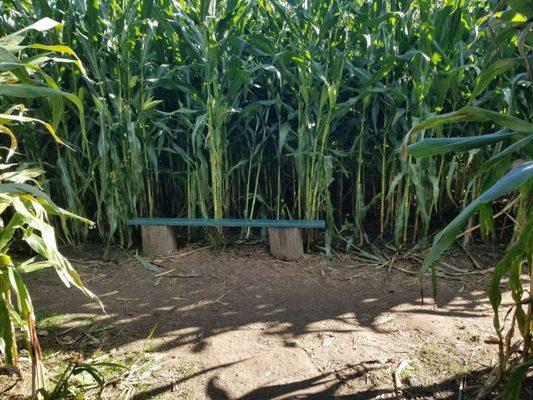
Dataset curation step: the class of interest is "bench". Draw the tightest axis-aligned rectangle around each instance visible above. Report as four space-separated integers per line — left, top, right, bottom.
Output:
127 218 326 261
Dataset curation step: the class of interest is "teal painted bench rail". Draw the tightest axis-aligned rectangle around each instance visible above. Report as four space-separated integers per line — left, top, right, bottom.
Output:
127 218 325 229
128 218 325 260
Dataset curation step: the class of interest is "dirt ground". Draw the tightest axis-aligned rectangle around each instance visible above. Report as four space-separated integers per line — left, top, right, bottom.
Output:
4 243 522 399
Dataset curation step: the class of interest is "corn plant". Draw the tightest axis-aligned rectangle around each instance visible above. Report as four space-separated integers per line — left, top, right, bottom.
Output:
1 0 532 396
0 19 98 396
406 1 532 396
0 0 509 250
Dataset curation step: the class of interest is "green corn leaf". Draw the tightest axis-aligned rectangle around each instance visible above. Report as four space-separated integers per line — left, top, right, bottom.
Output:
404 107 533 158
0 113 63 146
134 254 163 273
0 85 85 143
407 131 519 157
0 183 91 223
0 18 61 46
0 84 82 107
16 260 53 274
489 218 532 320
470 58 518 101
421 162 533 274
0 287 17 365
501 359 533 399
478 135 533 174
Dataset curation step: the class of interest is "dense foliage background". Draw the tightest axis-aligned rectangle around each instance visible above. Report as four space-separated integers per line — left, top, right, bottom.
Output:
1 1 531 396
0 0 531 250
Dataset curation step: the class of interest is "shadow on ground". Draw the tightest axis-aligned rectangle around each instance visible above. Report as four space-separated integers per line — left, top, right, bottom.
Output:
25 244 504 398
132 363 496 399
30 245 490 354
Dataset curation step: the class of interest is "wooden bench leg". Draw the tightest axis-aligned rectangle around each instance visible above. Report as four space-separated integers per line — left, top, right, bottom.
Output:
141 226 177 256
268 228 304 261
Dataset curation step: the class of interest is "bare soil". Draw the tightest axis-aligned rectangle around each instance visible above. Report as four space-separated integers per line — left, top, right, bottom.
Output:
4 244 517 399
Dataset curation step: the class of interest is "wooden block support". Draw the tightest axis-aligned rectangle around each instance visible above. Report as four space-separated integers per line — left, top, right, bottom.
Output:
268 228 304 261
141 225 177 256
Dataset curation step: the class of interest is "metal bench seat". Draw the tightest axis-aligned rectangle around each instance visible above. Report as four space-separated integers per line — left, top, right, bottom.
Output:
127 217 325 260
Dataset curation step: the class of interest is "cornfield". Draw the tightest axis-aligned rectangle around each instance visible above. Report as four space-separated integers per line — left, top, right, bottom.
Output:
1 0 532 397
0 0 529 249
0 18 99 395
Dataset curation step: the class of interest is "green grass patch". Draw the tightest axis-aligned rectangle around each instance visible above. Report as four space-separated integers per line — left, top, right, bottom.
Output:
36 308 68 333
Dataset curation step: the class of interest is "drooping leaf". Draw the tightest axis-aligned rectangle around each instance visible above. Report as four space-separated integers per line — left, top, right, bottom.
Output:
420 162 533 274
407 130 519 158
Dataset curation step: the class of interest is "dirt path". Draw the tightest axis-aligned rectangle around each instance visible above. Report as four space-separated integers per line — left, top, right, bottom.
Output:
23 245 506 399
